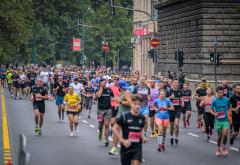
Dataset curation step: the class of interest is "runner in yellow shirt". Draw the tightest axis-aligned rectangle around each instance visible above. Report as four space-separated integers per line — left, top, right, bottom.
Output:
64 86 81 136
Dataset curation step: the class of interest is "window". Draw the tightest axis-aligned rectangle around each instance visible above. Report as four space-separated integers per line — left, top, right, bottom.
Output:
152 0 158 20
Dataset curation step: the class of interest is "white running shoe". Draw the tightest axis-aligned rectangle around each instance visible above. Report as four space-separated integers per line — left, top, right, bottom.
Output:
69 132 74 137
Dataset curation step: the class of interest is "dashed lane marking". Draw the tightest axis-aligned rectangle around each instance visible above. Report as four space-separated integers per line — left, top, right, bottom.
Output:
187 133 200 138
81 120 88 123
209 140 217 144
230 147 239 152
89 124 95 128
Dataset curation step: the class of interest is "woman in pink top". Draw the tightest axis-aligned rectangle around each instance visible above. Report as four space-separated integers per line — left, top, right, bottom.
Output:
200 87 215 141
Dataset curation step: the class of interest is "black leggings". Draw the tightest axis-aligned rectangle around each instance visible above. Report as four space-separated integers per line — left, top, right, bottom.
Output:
203 112 214 135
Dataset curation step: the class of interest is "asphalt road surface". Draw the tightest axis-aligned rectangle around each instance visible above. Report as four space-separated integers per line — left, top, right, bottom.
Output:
1 91 240 165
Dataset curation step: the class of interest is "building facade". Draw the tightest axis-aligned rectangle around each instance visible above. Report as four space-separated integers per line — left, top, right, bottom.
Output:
133 0 158 76
155 0 240 80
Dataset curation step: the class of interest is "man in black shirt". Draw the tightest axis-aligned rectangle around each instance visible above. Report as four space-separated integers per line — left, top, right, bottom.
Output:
169 79 183 145
27 69 37 87
54 76 68 122
194 79 207 129
12 70 20 99
229 83 240 151
113 94 147 165
96 79 113 147
30 78 48 135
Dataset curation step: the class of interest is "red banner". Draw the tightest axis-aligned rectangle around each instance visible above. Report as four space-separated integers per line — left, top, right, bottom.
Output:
72 38 81 51
133 28 150 36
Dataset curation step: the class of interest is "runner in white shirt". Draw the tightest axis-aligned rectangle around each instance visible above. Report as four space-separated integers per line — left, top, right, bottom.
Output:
19 70 27 99
40 68 49 85
70 78 83 96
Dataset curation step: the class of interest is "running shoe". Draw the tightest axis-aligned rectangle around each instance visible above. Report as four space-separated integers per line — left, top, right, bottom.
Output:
207 136 210 142
170 138 174 146
88 115 91 119
222 147 228 156
161 143 165 151
38 128 42 136
98 132 102 141
215 148 221 156
157 144 162 152
105 140 109 147
35 127 39 134
151 132 156 138
175 139 178 145
69 132 74 137
109 147 118 155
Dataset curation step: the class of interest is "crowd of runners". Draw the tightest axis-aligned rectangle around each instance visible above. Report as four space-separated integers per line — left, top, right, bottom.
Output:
0 64 239 165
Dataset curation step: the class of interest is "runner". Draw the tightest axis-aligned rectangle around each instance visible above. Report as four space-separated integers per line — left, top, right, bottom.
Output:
18 70 27 99
0 65 6 88
30 78 48 135
12 70 20 99
154 89 174 152
112 94 147 165
109 79 131 155
169 79 183 145
181 82 192 128
200 88 215 141
64 86 81 136
96 79 113 146
229 83 240 151
6 69 13 94
210 86 230 156
82 81 94 118
148 79 159 138
54 76 68 122
194 79 207 130
137 77 150 136
128 76 138 94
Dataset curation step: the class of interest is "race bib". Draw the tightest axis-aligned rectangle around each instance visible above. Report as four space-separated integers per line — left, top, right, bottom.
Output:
182 96 190 102
35 94 42 101
97 114 103 121
237 101 240 108
172 99 180 106
224 89 227 94
69 105 77 111
128 131 141 142
217 111 226 119
158 107 166 112
87 92 92 97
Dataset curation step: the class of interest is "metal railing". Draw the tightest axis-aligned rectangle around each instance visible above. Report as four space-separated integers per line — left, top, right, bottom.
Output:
18 134 30 165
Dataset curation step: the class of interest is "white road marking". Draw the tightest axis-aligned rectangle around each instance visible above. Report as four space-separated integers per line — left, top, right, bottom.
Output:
89 124 95 128
209 140 217 144
187 133 200 138
82 120 88 123
230 147 239 152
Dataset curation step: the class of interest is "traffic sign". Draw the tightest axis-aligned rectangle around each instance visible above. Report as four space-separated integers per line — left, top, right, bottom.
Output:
102 44 109 53
72 38 81 51
150 38 160 48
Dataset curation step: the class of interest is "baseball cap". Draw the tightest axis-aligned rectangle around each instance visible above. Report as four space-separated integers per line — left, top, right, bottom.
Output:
118 80 128 90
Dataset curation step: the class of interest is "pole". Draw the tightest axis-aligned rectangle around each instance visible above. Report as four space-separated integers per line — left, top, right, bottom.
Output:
176 49 179 79
117 49 120 72
31 29 36 64
214 46 217 90
81 0 85 65
105 52 107 68
153 48 156 77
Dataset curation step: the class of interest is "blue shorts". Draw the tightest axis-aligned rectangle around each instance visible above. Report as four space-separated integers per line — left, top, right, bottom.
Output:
140 106 149 116
56 96 64 105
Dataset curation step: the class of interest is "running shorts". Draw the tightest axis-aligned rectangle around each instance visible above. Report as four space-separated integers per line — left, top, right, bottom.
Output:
155 118 169 127
121 147 142 165
169 109 181 122
97 109 112 122
215 120 229 132
33 103 45 114
56 96 64 105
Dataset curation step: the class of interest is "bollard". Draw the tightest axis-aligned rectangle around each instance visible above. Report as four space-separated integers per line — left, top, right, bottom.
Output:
6 160 12 165
18 133 30 165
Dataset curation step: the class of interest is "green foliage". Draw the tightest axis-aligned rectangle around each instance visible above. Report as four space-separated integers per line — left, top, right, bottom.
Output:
0 0 133 66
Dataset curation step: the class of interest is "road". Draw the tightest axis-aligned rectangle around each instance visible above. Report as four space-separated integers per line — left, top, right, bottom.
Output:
1 90 240 165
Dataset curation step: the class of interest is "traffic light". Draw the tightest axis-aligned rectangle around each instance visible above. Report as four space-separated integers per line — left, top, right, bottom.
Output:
109 0 115 16
175 50 184 67
210 52 215 63
178 51 184 67
216 53 223 66
148 49 155 63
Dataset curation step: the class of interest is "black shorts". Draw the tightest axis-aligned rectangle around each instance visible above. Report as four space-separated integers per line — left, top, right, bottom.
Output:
197 106 204 115
121 147 142 165
33 103 45 114
182 104 191 114
111 106 119 118
67 111 79 116
169 109 181 122
149 109 156 118
19 83 26 89
13 81 19 88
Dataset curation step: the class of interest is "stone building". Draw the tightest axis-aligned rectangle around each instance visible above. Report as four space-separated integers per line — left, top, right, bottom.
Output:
133 0 158 76
155 0 240 80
